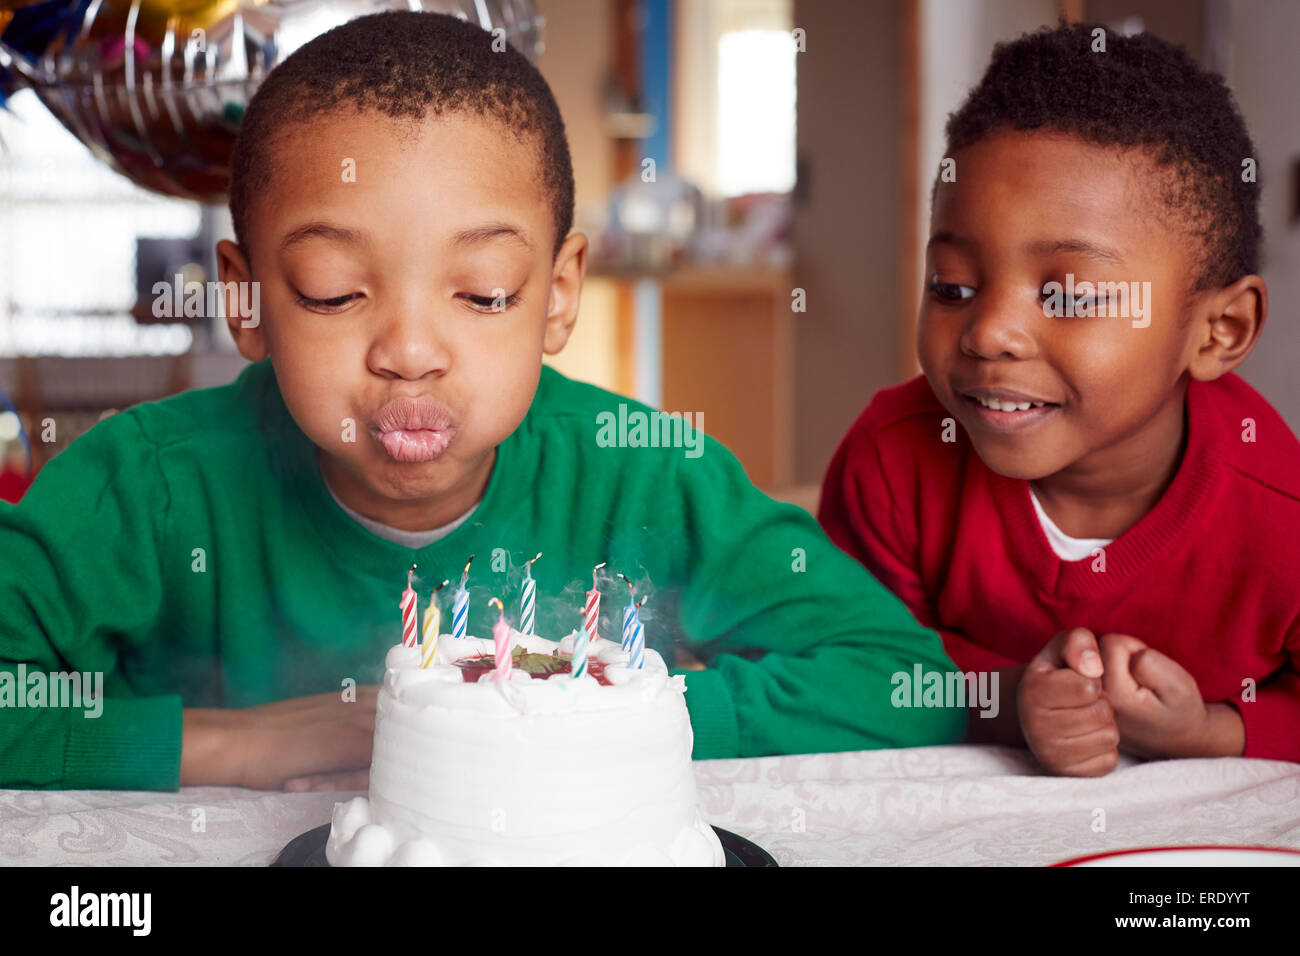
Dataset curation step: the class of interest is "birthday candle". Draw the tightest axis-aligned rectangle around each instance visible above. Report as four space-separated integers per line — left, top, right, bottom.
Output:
520 552 542 637
452 554 475 640
584 562 605 649
399 565 418 648
489 598 511 682
627 595 647 670
618 574 647 670
618 574 636 651
572 623 590 679
617 573 634 651
420 579 450 668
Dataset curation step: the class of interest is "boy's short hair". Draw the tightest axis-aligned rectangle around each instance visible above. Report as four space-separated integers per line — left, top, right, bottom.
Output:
941 21 1261 292
228 11 574 262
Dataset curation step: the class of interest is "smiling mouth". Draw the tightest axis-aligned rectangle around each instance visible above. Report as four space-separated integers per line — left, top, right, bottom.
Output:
959 391 1062 430
969 395 1050 412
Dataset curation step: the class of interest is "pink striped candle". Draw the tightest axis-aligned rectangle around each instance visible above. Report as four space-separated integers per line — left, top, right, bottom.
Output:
584 562 606 648
399 565 418 648
489 598 511 682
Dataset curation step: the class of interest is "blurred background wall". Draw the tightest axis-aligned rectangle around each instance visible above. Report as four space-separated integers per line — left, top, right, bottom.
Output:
0 0 1296 512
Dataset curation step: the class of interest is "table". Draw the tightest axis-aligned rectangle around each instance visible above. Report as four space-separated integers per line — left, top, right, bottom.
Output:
2 746 1298 866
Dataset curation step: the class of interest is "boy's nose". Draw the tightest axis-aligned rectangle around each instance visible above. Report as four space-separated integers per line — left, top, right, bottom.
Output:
958 296 1038 361
369 310 452 381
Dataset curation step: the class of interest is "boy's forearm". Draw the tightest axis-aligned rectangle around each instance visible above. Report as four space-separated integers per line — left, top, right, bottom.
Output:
1187 702 1245 758
965 665 1026 746
680 635 968 759
180 708 245 786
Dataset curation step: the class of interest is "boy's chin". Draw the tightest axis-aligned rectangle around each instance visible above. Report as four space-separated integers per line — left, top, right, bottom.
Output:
968 443 1064 483
364 465 475 506
320 444 459 494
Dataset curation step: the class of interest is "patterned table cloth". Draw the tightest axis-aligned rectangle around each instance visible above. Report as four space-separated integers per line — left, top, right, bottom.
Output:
3 745 1298 866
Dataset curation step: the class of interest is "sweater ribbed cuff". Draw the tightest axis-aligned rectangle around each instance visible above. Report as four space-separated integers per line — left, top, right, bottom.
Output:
1232 690 1300 763
63 695 184 791
673 668 739 760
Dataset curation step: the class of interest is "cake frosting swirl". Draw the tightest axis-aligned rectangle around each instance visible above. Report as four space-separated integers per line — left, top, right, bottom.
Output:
326 630 725 866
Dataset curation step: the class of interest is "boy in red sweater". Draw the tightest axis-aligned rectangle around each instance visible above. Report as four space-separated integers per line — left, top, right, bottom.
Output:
820 23 1299 775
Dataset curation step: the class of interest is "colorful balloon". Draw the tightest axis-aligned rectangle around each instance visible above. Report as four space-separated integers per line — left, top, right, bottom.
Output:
0 0 542 199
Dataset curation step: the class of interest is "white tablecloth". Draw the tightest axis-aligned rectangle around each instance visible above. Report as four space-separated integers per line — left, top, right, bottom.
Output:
3 745 1298 866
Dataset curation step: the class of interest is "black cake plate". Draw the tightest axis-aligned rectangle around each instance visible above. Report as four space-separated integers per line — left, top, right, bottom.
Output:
273 822 777 867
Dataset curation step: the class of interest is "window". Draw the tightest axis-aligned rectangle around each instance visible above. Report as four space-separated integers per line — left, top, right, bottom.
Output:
675 0 795 198
716 26 796 195
0 88 197 357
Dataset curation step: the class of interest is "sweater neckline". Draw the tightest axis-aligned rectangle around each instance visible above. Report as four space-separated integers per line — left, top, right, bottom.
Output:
989 380 1225 598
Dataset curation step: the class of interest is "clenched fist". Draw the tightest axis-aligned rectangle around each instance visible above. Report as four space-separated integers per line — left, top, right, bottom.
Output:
1098 633 1244 759
1018 627 1120 776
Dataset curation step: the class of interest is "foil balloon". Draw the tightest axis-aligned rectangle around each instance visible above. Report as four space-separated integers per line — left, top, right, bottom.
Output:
0 0 544 200
0 0 80 104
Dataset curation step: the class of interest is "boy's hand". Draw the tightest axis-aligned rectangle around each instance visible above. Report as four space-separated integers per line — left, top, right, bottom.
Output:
1098 634 1244 759
181 686 379 791
281 769 371 792
1017 627 1120 776
674 647 707 671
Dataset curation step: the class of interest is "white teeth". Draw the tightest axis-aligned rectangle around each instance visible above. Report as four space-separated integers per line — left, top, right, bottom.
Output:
973 396 1046 412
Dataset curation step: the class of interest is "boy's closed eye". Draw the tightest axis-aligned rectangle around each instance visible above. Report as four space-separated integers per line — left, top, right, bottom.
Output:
291 290 523 313
295 291 363 312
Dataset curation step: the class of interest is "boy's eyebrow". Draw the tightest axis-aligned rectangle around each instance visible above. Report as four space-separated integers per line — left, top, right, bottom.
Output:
280 222 364 250
450 222 533 252
927 230 974 253
927 232 1125 264
1027 237 1125 264
278 221 534 253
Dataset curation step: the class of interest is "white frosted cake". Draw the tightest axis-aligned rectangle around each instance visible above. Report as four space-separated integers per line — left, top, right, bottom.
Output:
326 630 726 866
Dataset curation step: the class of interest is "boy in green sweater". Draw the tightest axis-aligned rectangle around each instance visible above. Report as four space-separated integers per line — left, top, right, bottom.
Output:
0 12 963 792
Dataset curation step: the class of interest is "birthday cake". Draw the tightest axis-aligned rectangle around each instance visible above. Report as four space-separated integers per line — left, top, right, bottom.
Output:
325 629 726 866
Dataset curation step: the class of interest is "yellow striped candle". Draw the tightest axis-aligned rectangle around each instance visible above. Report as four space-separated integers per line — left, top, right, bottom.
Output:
420 578 450 668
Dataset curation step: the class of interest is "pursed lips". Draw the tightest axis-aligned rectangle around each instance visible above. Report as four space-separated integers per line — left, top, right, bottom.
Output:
369 395 458 462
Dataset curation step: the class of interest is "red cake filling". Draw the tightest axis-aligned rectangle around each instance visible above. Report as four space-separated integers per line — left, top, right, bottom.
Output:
453 655 613 686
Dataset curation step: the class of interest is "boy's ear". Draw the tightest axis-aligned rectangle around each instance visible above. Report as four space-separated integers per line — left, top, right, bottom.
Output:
1187 273 1267 382
542 232 588 355
215 239 268 363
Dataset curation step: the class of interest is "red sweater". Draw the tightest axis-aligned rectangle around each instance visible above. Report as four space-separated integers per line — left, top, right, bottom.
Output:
818 373 1300 762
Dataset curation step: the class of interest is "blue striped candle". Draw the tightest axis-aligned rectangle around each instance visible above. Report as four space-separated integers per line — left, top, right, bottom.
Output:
451 554 475 639
621 603 635 651
627 603 645 670
451 587 469 640
617 573 647 670
617 573 638 652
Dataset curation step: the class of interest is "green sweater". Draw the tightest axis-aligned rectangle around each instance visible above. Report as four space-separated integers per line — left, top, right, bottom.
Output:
0 359 964 790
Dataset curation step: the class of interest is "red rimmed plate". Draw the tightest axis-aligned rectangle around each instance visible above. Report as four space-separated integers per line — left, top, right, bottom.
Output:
1054 846 1300 867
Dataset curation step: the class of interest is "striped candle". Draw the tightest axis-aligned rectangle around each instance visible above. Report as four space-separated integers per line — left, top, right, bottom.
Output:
618 573 647 669
627 597 647 670
520 552 542 637
617 573 636 651
489 598 511 682
451 554 475 640
572 624 590 679
622 605 637 652
420 579 450 668
399 565 418 648
583 562 605 649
